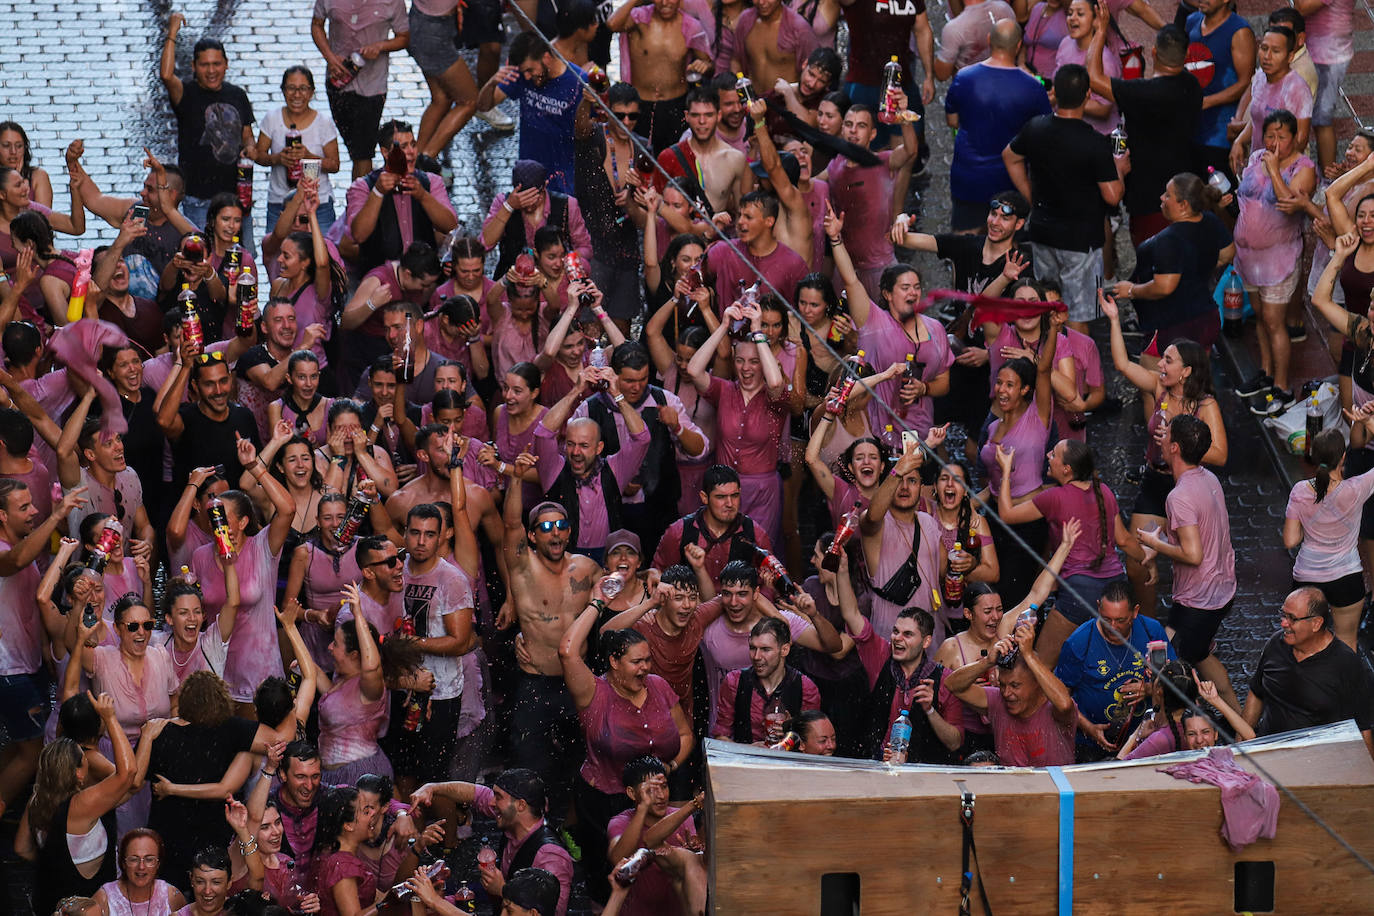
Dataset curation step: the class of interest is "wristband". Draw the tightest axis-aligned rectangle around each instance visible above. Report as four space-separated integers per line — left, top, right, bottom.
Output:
828 236 843 246
371 186 385 198
365 298 377 312
670 423 683 436
613 393 626 403
370 424 380 433
332 455 347 466
261 767 278 777
502 199 514 214
750 332 767 344
753 120 766 130
499 461 508 475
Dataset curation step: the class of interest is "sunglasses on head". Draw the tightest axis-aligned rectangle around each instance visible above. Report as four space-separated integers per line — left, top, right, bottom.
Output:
535 518 570 533
989 201 1017 217
123 620 157 633
195 351 226 365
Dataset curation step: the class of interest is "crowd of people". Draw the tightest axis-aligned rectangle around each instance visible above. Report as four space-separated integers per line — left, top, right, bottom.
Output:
2 0 1374 911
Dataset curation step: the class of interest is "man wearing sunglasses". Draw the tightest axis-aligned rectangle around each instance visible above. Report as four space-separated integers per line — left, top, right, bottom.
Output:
501 464 605 820
532 364 650 564
347 534 406 634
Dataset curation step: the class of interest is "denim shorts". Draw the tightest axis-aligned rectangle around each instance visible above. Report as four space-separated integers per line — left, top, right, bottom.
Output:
409 8 462 76
0 672 47 742
1313 60 1351 127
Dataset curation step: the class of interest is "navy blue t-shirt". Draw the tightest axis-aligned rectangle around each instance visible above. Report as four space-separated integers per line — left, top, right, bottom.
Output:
944 61 1051 205
1055 615 1175 745
505 64 587 195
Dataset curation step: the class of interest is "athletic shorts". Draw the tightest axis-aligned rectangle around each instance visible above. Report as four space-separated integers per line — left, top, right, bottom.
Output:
1313 60 1351 128
1168 597 1233 664
0 672 47 742
1029 243 1103 323
383 694 461 781
1293 571 1366 609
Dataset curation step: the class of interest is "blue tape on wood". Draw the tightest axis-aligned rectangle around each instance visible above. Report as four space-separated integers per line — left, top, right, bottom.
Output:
1046 766 1074 915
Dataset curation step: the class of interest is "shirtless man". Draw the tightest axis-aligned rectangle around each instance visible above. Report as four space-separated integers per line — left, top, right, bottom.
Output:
733 0 819 89
655 88 752 218
608 0 712 154
500 451 604 815
747 99 824 268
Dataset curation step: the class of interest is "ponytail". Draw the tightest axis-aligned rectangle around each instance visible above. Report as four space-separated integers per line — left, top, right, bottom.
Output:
1090 471 1108 569
1310 428 1345 502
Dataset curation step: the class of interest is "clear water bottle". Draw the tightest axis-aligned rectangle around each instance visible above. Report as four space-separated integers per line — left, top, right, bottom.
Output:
887 709 912 761
1206 166 1232 196
600 572 624 599
1110 122 1128 158
1305 395 1322 459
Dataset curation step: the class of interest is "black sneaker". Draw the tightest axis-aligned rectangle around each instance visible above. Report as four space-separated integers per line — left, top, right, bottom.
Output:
1235 370 1273 397
1287 324 1308 343
1250 386 1295 416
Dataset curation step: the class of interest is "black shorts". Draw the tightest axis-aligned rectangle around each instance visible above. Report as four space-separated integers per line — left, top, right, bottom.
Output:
1131 467 1174 519
383 694 461 781
327 86 389 162
636 95 688 156
1167 597 1233 664
458 0 504 47
1292 571 1366 609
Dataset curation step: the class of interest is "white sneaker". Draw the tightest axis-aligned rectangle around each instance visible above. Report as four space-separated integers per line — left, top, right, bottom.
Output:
476 107 515 131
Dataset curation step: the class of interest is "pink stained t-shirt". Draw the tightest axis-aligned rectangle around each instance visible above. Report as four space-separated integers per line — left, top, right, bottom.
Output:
734 6 821 78
1305 0 1355 65
1031 481 1126 579
318 673 387 767
1286 469 1374 582
578 674 683 794
865 510 944 643
1246 69 1314 156
702 375 790 475
618 6 711 84
705 238 810 316
827 150 895 271
190 527 284 702
1054 37 1122 134
1024 3 1069 79
699 606 813 728
1234 150 1315 288
91 644 178 744
1165 465 1236 610
606 807 698 916
938 0 1017 71
979 396 1051 499
981 686 1078 766
0 540 43 676
1055 328 1103 443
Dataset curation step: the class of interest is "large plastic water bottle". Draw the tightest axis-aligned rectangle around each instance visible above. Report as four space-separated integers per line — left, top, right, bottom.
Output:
887 709 912 761
1222 271 1244 339
1206 166 1232 196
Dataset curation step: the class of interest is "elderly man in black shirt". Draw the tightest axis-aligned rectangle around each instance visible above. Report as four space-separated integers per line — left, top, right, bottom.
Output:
1245 587 1374 757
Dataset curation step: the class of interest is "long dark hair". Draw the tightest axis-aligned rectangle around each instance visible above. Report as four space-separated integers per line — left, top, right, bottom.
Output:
284 230 350 323
938 461 976 545
661 232 707 289
312 785 360 857
1310 427 1346 502
1168 339 1214 411
1157 660 1197 754
0 122 35 177
1061 440 1109 568
271 435 325 492
839 435 889 486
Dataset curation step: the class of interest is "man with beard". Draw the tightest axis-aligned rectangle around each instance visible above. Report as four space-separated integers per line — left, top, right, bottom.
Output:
695 72 749 154
858 443 944 643
653 465 770 583
532 367 650 562
833 593 963 763
343 535 407 634
712 616 822 743
823 100 920 300
703 192 807 318
501 461 604 820
733 0 820 88
384 502 476 823
655 87 753 216
157 339 262 492
411 769 574 915
829 206 951 457
477 31 587 195
236 299 326 429
767 48 841 132
90 226 166 353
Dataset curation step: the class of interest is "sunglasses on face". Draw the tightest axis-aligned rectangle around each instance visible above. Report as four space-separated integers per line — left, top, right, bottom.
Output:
612 110 640 122
124 620 157 633
367 554 404 569
534 519 570 533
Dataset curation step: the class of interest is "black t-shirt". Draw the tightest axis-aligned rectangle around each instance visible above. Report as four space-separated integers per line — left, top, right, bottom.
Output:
1113 73 1203 216
1009 115 1118 252
1249 632 1374 737
173 81 255 198
1131 212 1231 331
171 401 261 488
147 718 258 881
573 131 639 269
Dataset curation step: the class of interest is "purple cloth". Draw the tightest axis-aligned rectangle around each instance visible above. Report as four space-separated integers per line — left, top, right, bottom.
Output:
50 319 130 437
1161 746 1280 851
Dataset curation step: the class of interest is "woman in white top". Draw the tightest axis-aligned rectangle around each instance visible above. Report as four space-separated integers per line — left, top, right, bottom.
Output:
93 828 186 916
255 66 341 231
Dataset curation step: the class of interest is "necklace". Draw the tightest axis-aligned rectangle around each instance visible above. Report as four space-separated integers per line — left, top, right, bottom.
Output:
169 639 199 676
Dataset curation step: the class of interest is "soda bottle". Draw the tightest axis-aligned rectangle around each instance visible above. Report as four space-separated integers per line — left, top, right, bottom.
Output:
88 519 122 573
1206 166 1232 196
392 859 445 898
236 268 258 337
180 289 205 355
996 606 1038 669
66 249 92 323
476 837 498 871
769 731 801 751
207 496 235 560
329 51 366 90
224 235 242 286
763 693 788 744
438 228 461 276
878 56 903 125
1110 122 1128 158
1222 271 1244 339
887 709 912 762
822 501 863 572
1305 394 1323 459
182 233 207 263
384 141 408 179
451 885 477 914
734 72 757 107
284 125 304 187
236 157 254 211
943 541 966 604
178 564 197 587
401 691 427 731
336 488 373 549
753 545 797 596
613 848 654 887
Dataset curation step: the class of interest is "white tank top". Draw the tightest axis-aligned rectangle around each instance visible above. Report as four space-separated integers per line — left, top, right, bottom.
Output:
100 879 176 916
